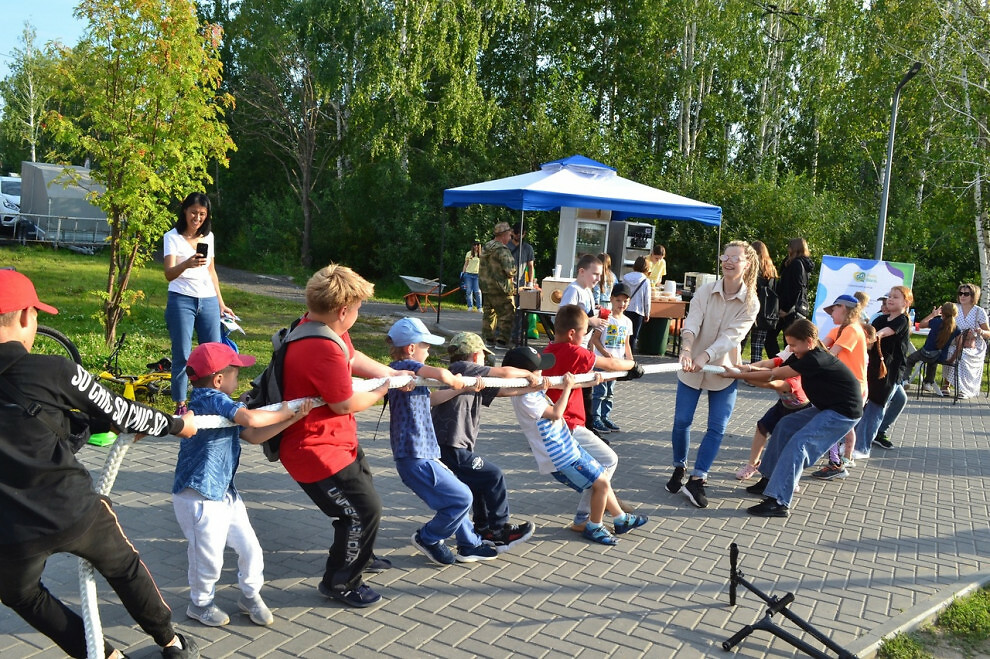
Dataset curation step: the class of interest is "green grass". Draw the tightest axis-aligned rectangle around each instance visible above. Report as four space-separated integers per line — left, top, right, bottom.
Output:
1 246 413 408
879 586 990 659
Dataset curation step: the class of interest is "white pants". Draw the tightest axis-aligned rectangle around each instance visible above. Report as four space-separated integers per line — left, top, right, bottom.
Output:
172 488 265 606
571 426 618 524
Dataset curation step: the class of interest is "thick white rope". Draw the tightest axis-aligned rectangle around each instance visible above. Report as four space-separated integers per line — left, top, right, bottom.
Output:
81 433 137 659
191 363 732 429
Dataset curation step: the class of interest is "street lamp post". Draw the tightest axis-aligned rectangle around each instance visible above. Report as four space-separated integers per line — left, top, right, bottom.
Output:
875 61 923 261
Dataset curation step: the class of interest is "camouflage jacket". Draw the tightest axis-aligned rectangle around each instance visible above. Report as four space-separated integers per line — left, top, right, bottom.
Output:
479 239 517 296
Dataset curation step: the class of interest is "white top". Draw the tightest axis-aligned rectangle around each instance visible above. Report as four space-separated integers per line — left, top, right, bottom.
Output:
559 282 596 347
510 391 582 475
594 314 632 359
621 272 651 316
164 229 216 298
679 279 759 391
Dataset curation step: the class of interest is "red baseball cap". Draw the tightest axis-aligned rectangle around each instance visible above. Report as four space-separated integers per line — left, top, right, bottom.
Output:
186 342 256 379
0 270 58 315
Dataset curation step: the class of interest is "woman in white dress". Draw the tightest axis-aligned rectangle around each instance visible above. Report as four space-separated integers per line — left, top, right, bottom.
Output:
943 282 990 399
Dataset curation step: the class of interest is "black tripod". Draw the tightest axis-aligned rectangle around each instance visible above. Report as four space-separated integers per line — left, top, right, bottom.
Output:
724 543 855 658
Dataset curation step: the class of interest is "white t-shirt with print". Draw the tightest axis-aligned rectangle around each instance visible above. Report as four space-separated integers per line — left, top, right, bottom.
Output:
164 229 216 298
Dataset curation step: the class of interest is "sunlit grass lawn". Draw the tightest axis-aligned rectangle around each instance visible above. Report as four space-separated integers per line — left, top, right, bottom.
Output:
1 245 404 408
879 586 990 658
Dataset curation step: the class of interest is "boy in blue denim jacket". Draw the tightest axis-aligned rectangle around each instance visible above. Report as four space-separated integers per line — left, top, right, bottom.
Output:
173 343 311 628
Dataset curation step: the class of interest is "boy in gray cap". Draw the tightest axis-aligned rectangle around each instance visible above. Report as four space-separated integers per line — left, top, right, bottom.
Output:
431 331 539 551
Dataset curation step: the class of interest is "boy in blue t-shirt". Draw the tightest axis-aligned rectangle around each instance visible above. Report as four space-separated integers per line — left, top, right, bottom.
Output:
174 343 312 628
386 318 499 565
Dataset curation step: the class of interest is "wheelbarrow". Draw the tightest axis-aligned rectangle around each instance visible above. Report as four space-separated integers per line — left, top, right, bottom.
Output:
400 275 462 312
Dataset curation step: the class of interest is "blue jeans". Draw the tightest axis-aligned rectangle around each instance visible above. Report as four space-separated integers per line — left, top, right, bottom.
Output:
877 384 906 437
760 407 859 507
462 273 481 310
671 380 738 480
165 291 221 403
591 380 615 424
853 387 898 455
395 458 482 549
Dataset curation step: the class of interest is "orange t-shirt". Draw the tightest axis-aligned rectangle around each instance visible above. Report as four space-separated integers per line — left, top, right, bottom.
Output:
826 323 868 394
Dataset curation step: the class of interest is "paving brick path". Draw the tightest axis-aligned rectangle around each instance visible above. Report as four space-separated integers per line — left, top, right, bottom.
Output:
5 299 989 658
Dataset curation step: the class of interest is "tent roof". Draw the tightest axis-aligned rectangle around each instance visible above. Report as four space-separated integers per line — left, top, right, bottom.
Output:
443 155 721 226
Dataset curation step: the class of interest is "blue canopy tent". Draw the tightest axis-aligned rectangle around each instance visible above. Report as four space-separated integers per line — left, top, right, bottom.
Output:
435 155 722 327
442 155 722 226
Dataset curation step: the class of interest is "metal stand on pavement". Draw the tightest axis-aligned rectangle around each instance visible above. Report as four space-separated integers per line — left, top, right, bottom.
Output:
724 543 855 659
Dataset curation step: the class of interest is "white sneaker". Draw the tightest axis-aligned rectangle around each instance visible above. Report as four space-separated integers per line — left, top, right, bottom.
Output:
851 450 870 460
187 602 230 626
921 382 935 393
238 594 274 626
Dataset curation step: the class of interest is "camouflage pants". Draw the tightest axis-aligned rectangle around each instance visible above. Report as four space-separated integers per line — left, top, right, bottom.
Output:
481 292 515 345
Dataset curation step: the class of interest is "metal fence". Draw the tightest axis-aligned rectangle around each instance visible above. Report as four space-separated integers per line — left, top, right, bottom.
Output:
7 214 110 249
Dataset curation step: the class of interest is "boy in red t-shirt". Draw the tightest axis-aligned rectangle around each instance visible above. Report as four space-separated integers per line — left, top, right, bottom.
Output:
543 305 643 530
280 264 413 610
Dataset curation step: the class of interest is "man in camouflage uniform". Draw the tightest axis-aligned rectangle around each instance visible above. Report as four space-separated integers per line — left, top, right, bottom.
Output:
479 221 517 347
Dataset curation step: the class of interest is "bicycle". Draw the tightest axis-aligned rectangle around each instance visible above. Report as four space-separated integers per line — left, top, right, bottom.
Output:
35 325 83 364
96 333 172 401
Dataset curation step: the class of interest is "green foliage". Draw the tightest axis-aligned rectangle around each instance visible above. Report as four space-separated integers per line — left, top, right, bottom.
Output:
877 632 933 659
45 0 234 344
0 26 60 168
937 588 990 640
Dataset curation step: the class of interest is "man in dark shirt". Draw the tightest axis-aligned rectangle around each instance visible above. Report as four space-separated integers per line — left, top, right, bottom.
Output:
0 270 200 659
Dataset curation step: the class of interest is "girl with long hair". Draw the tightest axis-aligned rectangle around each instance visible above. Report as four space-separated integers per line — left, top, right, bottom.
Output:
665 240 759 509
767 238 812 356
908 302 960 394
749 240 779 363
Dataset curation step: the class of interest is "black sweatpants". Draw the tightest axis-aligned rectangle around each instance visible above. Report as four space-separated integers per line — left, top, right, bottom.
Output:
298 449 382 593
0 499 176 659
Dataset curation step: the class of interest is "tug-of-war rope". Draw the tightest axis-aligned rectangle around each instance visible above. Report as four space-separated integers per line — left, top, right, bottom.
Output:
80 362 729 657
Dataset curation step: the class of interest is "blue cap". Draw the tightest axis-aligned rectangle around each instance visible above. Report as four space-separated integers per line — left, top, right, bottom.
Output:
824 294 859 313
387 317 445 347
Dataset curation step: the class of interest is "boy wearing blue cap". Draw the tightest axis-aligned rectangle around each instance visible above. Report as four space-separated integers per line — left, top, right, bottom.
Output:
386 318 499 565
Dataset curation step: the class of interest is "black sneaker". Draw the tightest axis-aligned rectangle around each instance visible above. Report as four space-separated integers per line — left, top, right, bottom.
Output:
162 633 200 659
484 521 535 552
681 478 708 508
363 555 393 573
747 497 789 517
665 466 686 494
745 477 769 496
317 580 383 608
873 434 895 450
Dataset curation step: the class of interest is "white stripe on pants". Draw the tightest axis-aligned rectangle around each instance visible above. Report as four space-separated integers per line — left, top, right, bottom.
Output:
571 425 618 524
173 488 264 606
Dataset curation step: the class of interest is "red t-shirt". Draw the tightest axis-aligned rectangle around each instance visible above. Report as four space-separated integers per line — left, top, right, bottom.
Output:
543 341 596 430
279 319 357 483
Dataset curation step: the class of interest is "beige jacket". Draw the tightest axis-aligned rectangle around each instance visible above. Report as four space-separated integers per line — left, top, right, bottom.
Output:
679 279 759 391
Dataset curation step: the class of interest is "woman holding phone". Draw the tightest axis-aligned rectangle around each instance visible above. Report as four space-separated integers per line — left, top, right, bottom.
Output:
163 192 233 415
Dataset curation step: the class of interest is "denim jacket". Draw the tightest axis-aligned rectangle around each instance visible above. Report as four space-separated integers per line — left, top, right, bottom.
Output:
172 387 243 500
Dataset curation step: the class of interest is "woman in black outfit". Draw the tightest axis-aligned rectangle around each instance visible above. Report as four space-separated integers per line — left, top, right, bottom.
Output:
766 237 813 358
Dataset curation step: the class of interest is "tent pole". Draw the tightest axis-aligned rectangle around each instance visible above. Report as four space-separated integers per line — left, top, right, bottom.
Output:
438 208 454 325
717 224 722 273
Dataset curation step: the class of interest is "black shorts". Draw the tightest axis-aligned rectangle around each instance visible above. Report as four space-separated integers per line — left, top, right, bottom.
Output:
757 400 811 436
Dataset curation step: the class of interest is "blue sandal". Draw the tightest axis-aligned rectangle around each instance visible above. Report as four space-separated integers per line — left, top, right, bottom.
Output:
582 524 617 545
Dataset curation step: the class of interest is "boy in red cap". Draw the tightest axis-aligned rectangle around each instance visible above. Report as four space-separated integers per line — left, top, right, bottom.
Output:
174 343 312 628
0 269 201 659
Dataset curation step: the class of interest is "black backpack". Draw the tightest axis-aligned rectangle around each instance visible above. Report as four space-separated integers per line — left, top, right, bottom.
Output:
244 318 348 462
755 278 779 331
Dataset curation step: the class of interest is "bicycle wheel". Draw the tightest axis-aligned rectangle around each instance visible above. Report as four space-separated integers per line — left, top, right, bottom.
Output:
34 325 83 364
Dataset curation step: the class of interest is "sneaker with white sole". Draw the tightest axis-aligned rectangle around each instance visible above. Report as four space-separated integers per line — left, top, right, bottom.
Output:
412 530 456 565
186 602 229 627
810 462 848 480
456 543 499 562
237 594 274 626
665 466 686 494
851 449 870 460
681 478 708 508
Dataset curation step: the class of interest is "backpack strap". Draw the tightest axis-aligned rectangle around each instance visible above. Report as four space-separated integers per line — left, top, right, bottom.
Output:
284 320 349 360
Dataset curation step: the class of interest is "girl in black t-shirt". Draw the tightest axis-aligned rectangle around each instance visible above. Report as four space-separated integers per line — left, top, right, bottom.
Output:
721 319 862 517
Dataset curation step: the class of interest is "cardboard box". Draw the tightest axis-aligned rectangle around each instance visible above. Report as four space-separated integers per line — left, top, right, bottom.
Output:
518 288 540 310
539 277 575 312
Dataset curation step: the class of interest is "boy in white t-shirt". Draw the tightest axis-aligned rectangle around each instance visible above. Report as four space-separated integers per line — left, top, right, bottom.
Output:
589 283 633 434
559 254 607 347
504 347 648 546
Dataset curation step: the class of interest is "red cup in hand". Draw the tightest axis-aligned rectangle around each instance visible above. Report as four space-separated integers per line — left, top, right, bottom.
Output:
599 308 611 320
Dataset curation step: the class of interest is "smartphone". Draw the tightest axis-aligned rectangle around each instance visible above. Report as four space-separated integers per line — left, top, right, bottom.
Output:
196 242 209 258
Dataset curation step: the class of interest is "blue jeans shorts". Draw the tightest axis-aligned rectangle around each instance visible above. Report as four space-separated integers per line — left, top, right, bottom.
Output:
551 446 604 493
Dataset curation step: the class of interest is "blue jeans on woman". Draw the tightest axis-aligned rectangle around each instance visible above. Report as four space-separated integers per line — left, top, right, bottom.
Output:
165 291 221 403
462 273 481 310
876 384 907 437
671 379 738 480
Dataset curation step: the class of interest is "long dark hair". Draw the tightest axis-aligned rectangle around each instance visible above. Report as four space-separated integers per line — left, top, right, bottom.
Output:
176 192 212 237
783 237 809 267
